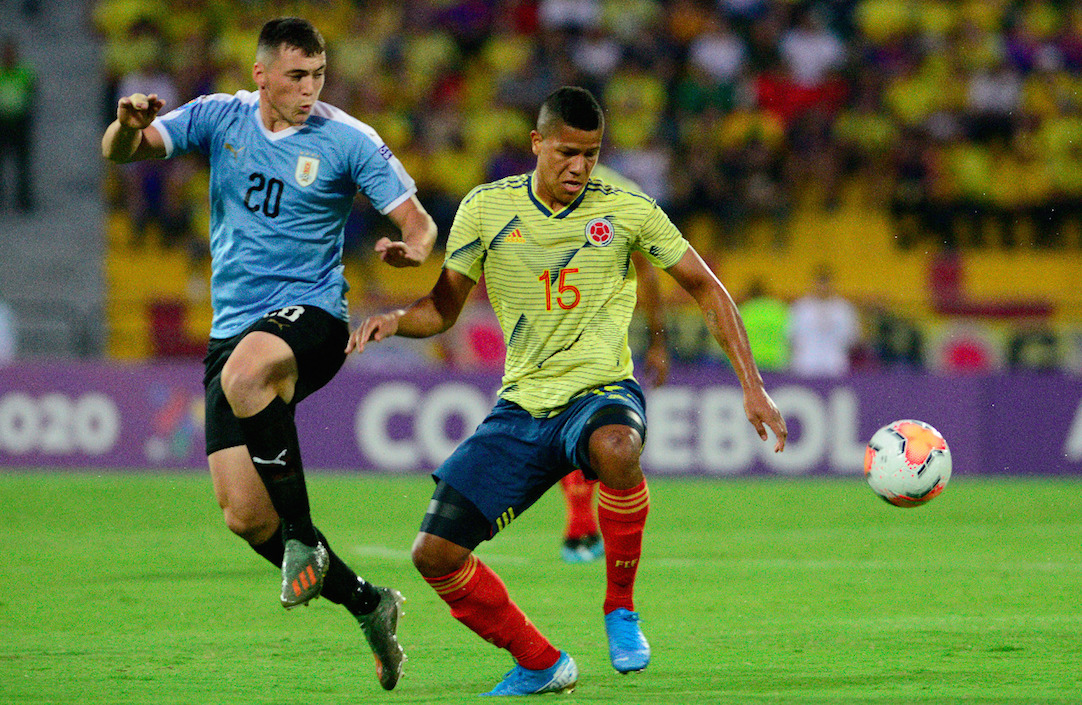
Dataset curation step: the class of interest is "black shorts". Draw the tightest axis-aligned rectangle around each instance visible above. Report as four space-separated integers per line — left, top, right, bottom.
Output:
203 305 349 455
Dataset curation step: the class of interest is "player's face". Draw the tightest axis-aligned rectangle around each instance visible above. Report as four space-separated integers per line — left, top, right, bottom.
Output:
530 122 602 208
254 45 326 130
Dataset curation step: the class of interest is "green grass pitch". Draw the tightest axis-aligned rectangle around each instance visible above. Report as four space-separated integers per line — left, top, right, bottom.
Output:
1 471 1079 704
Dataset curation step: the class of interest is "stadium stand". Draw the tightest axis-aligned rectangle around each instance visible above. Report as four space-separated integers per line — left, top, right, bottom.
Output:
93 0 1082 370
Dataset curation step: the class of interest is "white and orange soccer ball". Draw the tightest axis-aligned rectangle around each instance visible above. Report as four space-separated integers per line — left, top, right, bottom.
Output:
864 419 952 508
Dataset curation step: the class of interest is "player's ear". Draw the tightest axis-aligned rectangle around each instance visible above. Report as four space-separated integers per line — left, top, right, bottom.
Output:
530 130 542 156
253 62 266 90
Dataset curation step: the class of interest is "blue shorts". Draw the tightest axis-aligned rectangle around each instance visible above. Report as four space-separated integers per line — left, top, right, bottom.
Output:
433 379 646 536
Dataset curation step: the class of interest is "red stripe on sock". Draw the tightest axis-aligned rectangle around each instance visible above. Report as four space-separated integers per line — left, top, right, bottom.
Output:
424 557 560 671
597 480 649 613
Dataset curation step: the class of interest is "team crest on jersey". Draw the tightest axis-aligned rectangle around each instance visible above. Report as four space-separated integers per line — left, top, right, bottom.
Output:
585 217 615 247
295 155 320 187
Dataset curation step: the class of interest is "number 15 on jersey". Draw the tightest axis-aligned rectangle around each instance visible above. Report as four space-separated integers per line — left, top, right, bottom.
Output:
539 268 580 310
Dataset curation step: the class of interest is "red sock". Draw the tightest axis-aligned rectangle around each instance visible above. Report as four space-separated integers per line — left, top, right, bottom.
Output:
425 555 560 671
560 470 599 540
597 480 649 614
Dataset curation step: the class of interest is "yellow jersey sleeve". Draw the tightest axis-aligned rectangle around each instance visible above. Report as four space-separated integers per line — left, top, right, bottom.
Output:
634 202 689 270
444 186 486 282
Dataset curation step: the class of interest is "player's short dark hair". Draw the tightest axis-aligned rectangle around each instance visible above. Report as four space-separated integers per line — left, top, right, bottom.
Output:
537 86 604 134
257 17 325 60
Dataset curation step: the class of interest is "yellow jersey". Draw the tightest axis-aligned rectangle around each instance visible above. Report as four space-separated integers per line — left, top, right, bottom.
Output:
444 172 689 416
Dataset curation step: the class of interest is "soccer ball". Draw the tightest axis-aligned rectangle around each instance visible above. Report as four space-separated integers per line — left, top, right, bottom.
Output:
864 419 951 508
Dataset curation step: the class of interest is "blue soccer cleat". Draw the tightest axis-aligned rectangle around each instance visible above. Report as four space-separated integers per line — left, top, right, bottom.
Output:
605 609 650 673
482 651 578 696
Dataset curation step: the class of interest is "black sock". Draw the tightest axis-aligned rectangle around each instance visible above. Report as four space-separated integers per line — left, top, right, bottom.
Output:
237 397 317 545
251 523 285 567
249 523 378 613
341 578 382 616
314 529 381 614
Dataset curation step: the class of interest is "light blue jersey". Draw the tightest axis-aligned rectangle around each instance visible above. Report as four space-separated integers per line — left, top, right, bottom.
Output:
152 90 416 338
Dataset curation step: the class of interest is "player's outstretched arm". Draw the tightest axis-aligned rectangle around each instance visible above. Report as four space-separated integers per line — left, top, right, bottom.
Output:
102 92 167 163
666 246 787 452
632 251 670 387
376 195 438 268
346 267 475 355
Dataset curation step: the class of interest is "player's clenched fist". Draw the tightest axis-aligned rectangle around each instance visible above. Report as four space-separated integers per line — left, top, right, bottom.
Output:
117 92 165 130
345 310 404 355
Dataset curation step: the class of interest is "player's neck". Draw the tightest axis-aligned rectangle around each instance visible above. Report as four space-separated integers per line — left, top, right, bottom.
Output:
262 115 295 133
258 102 298 133
531 170 571 212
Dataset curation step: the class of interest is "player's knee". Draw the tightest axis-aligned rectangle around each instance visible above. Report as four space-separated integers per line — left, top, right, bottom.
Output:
222 505 277 544
219 354 264 409
411 532 467 579
589 424 641 468
588 425 643 489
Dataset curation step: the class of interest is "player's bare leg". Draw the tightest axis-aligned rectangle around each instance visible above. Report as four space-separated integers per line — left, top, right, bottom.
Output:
209 445 280 546
220 332 329 606
210 398 405 688
589 423 652 673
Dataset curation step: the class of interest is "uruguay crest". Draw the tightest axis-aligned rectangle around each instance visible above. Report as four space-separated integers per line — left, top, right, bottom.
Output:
585 217 614 247
295 155 320 187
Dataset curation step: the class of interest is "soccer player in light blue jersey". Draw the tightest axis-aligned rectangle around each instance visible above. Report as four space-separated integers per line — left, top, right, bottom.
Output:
348 86 787 695
101 17 435 690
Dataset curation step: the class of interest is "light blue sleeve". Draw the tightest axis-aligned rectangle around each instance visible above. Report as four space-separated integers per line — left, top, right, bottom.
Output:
351 139 416 215
151 93 233 158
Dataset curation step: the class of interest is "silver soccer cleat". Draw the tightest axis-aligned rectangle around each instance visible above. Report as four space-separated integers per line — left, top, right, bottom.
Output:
280 538 329 608
356 586 407 690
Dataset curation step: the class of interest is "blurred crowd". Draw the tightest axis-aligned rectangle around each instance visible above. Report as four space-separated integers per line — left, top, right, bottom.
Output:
91 0 1082 372
95 0 1082 255
350 259 1072 376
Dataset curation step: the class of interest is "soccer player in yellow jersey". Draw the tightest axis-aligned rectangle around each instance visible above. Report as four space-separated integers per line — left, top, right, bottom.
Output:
558 163 669 564
347 86 787 696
